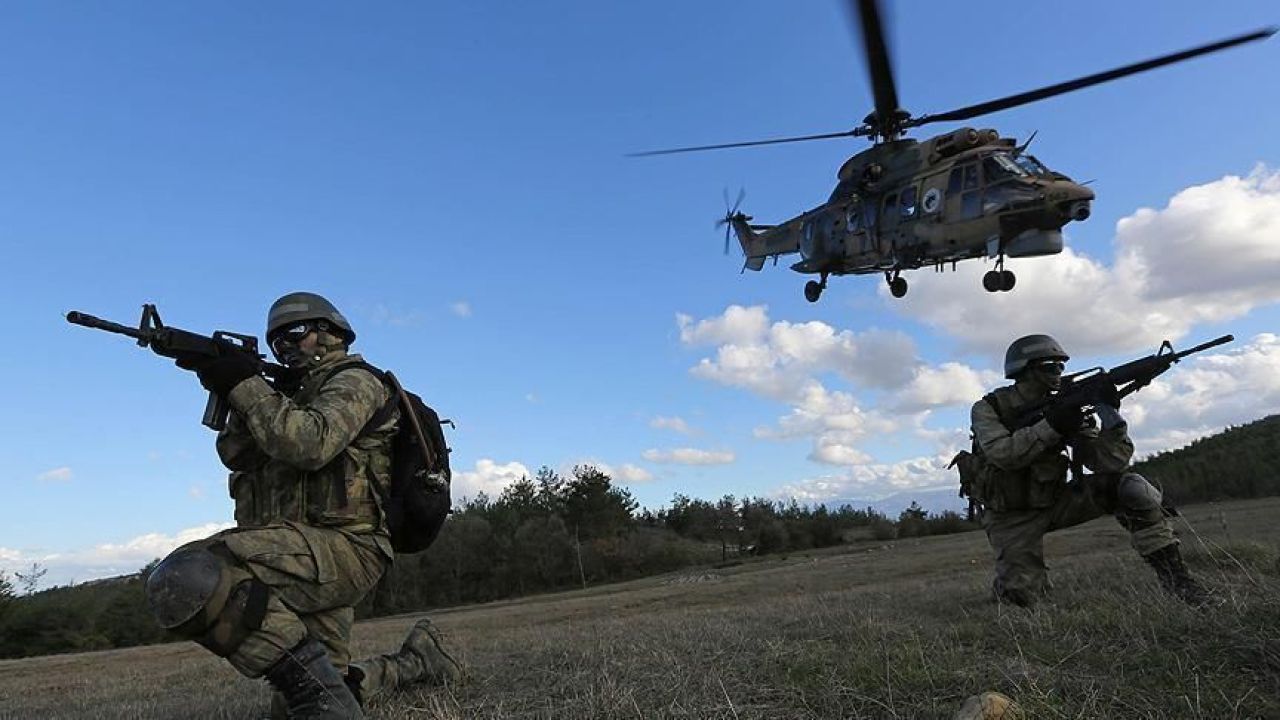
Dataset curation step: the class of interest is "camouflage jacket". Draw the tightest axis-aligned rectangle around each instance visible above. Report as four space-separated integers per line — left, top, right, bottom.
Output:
970 381 1133 510
216 351 399 549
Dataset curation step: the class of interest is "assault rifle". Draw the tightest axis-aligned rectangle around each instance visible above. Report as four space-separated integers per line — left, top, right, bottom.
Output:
67 304 288 431
1007 334 1234 430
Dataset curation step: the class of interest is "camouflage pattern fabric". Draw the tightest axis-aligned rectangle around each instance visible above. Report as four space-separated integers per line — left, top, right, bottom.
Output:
217 350 398 538
972 381 1176 604
153 347 399 678
173 523 388 677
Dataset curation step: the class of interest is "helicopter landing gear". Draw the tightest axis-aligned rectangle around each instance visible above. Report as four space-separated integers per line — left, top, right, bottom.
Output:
804 273 828 303
886 270 908 298
982 269 1016 292
983 256 1016 293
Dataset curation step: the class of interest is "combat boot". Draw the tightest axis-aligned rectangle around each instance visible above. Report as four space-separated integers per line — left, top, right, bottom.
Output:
400 618 463 685
264 636 365 719
1144 543 1217 608
346 618 463 706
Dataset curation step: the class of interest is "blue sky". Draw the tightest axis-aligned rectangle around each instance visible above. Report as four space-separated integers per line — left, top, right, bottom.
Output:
2 1 1277 588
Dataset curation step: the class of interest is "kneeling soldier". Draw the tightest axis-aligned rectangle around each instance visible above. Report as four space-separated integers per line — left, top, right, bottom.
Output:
969 334 1211 608
144 292 459 719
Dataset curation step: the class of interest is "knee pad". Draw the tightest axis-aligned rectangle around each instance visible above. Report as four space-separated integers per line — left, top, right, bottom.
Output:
145 546 270 656
1116 473 1163 512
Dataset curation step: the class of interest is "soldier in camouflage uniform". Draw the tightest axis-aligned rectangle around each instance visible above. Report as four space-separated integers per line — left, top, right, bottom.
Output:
144 292 460 720
970 334 1211 608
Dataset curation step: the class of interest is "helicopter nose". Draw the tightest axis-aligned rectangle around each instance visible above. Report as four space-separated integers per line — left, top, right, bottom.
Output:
1067 200 1091 222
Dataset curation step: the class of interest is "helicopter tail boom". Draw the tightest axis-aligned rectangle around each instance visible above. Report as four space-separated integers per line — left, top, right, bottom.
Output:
730 215 769 271
734 218 799 271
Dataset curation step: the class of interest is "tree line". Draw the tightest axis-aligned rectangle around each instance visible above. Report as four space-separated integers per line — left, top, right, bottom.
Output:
2 414 1275 659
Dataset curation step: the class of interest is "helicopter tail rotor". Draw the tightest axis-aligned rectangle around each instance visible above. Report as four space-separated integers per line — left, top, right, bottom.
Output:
716 187 747 255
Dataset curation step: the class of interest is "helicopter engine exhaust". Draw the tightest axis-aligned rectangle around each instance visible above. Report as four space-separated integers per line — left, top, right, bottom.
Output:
1067 201 1091 222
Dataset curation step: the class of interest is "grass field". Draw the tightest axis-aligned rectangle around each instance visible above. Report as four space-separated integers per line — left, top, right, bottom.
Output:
2 497 1277 719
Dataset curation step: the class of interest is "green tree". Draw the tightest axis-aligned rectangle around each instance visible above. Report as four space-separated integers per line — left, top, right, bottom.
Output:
559 465 638 540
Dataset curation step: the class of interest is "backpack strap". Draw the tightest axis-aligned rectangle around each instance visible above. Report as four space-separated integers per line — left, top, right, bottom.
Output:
312 360 398 436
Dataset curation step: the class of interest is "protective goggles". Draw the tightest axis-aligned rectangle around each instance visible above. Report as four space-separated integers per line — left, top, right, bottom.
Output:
1031 359 1066 372
269 322 314 354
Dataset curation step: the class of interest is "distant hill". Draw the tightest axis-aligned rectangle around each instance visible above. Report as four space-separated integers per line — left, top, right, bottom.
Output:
820 487 967 517
1134 414 1280 505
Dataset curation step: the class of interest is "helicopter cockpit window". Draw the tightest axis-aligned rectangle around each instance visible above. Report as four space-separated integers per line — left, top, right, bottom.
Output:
983 153 1028 184
900 187 917 217
962 163 979 191
1013 154 1050 177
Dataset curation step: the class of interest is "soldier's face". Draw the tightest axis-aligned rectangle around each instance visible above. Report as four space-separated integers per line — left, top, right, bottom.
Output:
270 323 319 367
1029 360 1065 391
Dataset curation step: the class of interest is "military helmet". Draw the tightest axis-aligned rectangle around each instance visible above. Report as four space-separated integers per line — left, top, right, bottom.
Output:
1004 334 1069 379
267 292 355 344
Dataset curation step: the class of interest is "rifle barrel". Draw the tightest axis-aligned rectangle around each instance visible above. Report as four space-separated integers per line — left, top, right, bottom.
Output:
65 311 146 340
1178 334 1234 358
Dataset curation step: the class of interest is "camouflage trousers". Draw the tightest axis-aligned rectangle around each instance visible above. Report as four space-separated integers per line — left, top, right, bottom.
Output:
351 646 435 703
173 522 389 678
982 471 1176 605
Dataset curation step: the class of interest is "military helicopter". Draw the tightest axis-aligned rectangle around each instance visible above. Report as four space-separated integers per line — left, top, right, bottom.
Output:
635 1 1274 302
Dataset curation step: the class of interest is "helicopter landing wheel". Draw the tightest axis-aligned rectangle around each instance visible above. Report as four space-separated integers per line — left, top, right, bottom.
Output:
983 270 1002 293
999 270 1016 292
889 276 908 298
804 280 824 303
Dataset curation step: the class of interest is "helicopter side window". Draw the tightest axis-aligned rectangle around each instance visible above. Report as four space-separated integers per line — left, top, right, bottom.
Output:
881 193 899 227
900 186 917 218
962 164 979 190
948 167 962 194
845 206 861 231
864 199 877 228
962 189 982 220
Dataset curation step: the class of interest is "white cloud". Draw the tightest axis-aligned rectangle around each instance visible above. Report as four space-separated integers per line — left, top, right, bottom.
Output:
650 416 697 435
892 363 1001 413
677 305 769 346
0 522 235 589
452 459 530 500
681 310 920 403
368 303 424 327
188 485 207 500
642 448 736 465
775 451 960 502
891 166 1280 359
450 301 473 318
36 467 73 483
559 459 656 484
679 305 987 468
1123 333 1280 455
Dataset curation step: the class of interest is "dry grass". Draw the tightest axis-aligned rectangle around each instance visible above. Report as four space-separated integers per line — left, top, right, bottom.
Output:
2 498 1277 719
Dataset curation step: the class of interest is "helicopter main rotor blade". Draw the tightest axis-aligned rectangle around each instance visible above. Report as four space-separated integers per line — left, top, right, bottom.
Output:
628 129 862 157
907 27 1276 129
850 0 901 129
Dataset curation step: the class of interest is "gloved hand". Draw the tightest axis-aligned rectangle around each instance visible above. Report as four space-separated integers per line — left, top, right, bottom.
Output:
1095 404 1126 431
1096 382 1122 409
176 352 259 396
172 351 211 371
1044 402 1085 436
